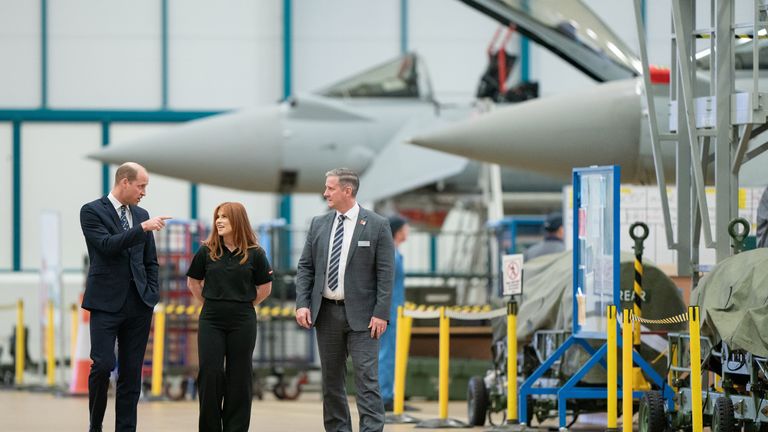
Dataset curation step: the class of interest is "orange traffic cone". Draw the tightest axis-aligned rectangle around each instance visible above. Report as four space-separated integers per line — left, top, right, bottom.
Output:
69 296 91 396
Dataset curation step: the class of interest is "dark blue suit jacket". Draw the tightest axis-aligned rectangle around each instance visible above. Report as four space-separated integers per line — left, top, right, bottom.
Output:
80 197 160 313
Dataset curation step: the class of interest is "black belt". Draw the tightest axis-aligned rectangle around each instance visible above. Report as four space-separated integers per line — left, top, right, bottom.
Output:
322 297 345 306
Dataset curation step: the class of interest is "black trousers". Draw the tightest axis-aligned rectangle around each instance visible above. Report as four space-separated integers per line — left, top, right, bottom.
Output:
197 299 257 432
89 283 153 432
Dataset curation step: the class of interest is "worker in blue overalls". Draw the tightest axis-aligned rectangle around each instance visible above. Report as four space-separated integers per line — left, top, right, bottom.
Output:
380 215 409 411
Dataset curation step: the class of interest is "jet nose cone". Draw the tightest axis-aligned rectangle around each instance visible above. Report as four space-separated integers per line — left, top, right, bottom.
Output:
89 107 284 191
411 79 643 180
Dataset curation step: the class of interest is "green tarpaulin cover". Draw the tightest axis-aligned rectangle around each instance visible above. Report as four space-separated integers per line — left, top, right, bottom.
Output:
692 248 768 357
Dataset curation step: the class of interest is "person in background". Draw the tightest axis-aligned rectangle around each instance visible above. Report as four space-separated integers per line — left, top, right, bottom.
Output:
186 202 273 432
380 215 409 412
524 211 565 261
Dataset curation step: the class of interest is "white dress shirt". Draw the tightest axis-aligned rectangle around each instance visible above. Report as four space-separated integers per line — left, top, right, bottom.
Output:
323 203 360 300
107 193 133 229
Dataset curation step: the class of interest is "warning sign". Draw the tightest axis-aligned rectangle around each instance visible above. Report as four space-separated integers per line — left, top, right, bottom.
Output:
501 254 524 296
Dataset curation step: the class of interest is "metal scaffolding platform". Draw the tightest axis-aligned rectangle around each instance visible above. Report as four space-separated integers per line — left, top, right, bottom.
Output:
633 0 768 278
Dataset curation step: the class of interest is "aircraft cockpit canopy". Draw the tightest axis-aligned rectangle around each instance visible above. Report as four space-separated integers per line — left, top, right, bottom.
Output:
461 0 641 81
319 53 433 100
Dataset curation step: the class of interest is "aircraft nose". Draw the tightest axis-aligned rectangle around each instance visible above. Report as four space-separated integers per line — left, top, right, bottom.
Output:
411 79 644 181
89 107 284 191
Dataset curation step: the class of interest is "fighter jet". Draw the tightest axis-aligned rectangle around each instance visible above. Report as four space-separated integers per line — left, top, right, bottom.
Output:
412 0 768 185
89 53 564 204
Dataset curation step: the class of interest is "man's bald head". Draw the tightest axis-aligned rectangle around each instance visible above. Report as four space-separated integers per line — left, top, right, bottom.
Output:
114 162 146 186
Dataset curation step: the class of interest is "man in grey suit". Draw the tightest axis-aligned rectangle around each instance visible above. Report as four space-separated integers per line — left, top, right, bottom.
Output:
295 168 394 432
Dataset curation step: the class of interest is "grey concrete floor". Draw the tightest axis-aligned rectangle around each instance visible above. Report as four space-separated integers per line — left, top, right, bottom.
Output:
0 389 636 431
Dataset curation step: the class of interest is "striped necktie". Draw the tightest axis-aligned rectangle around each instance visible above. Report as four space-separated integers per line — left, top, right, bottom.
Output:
327 214 346 291
119 205 130 231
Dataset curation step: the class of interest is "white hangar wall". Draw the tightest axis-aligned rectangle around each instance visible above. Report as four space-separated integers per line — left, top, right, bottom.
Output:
0 0 736 273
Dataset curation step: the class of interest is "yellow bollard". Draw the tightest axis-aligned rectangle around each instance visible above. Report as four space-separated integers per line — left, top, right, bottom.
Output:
669 343 678 390
403 312 414 404
414 308 466 429
393 306 408 415
629 221 648 346
622 309 633 432
387 305 419 424
15 299 24 385
70 303 78 372
438 306 450 420
151 304 166 398
689 306 703 432
507 301 518 423
632 257 643 345
46 300 55 387
607 305 617 430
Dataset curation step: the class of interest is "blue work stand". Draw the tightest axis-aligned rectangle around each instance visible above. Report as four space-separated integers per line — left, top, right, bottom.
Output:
518 332 675 429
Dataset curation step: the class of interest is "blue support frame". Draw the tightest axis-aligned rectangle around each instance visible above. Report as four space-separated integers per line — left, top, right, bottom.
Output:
518 166 673 427
400 0 408 54
190 183 198 219
571 165 621 337
0 109 219 123
429 234 437 273
161 0 169 109
12 122 22 271
41 0 48 108
282 0 292 100
277 0 293 270
520 0 529 83
101 121 110 195
520 36 529 82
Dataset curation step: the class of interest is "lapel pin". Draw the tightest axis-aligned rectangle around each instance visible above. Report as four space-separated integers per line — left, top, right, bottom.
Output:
360 219 366 225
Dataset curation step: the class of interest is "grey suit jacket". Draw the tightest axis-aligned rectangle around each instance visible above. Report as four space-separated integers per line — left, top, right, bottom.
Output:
295 206 394 332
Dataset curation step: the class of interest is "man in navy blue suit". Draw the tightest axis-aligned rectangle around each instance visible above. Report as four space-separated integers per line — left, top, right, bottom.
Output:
80 162 170 432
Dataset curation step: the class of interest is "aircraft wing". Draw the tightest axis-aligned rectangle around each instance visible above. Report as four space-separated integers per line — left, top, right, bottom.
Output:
358 116 469 202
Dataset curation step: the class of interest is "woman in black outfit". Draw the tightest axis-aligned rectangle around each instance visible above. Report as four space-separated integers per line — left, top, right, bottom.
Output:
187 202 273 432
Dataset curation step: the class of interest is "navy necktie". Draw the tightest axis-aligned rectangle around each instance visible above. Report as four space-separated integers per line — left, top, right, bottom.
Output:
327 214 346 291
119 205 130 231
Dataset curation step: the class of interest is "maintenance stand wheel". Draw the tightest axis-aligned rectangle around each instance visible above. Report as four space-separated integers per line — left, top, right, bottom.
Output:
638 390 666 432
467 376 488 426
712 396 736 432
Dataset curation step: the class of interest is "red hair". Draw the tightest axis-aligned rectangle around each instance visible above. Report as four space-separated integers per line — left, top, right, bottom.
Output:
204 202 258 264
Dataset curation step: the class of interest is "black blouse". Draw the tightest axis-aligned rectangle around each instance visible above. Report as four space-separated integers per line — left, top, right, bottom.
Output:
186 244 273 302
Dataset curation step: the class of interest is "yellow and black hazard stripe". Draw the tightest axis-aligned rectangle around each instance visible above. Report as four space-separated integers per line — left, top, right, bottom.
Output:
694 34 768 40
631 312 689 325
404 302 492 314
633 252 645 345
164 304 202 316
160 303 295 318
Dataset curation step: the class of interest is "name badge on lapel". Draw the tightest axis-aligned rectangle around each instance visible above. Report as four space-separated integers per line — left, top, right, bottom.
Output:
358 241 370 247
